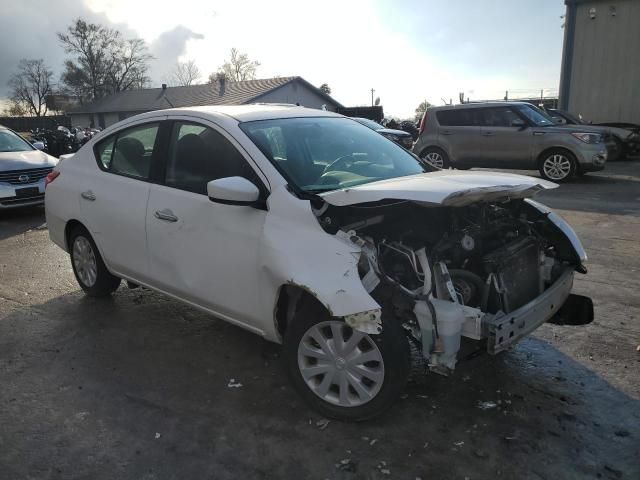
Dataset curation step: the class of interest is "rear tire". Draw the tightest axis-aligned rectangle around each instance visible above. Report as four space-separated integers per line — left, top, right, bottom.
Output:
538 149 577 182
69 226 120 297
420 147 450 169
283 300 410 421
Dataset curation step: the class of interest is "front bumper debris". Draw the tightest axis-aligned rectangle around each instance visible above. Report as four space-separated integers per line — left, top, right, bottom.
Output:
483 268 577 354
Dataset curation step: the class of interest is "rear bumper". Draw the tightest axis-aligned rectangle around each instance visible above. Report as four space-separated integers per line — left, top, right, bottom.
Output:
483 268 579 354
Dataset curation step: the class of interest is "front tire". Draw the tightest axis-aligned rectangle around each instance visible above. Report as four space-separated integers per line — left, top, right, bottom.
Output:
538 149 577 182
283 300 410 421
69 226 120 297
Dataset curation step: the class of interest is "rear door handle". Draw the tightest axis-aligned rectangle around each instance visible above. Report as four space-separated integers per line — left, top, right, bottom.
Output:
441 130 453 135
81 190 96 201
154 209 178 223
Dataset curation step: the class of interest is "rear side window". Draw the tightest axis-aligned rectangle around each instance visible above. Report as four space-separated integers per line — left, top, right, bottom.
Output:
165 121 257 195
94 122 160 180
436 109 482 127
480 107 521 127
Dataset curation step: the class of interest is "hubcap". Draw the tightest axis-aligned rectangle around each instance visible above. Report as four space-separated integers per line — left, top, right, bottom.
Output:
422 151 444 168
543 154 572 180
73 236 97 287
297 321 384 407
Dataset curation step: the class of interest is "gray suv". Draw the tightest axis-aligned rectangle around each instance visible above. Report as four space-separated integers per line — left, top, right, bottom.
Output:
413 102 607 182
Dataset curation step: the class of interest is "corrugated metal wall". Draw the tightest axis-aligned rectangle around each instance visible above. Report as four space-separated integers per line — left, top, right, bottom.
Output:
566 0 640 123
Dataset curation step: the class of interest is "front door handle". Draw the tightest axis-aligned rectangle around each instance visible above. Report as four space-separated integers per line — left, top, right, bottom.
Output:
81 190 96 201
154 209 178 223
482 132 495 136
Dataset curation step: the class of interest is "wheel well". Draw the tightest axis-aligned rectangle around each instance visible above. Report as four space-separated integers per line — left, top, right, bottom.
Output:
537 147 576 165
64 219 85 250
274 284 329 338
419 145 446 157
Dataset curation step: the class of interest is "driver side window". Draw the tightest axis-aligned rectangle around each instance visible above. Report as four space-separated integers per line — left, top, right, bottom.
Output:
165 122 257 195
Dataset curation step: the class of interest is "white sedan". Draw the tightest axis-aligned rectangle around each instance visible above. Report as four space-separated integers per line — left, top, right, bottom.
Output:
45 105 593 420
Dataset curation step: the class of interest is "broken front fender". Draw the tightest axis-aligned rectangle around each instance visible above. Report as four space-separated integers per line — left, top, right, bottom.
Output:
258 186 381 341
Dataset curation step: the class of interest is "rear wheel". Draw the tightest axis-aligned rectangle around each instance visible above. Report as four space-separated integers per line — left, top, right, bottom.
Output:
420 147 450 169
69 226 120 296
284 300 409 421
538 149 577 182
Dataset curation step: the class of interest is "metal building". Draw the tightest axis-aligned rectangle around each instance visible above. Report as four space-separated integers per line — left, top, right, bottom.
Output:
559 0 640 123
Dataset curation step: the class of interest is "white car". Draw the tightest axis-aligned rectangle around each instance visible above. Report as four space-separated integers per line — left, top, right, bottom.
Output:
45 105 593 420
0 126 57 209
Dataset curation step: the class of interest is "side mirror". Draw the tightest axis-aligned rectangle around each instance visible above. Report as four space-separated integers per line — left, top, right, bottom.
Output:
552 116 566 125
207 176 261 206
511 119 526 129
33 141 45 150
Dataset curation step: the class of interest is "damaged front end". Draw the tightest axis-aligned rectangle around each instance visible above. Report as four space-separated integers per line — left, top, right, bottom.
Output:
317 194 594 376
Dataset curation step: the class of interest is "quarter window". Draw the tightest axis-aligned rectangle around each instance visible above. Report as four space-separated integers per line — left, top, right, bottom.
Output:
436 109 483 127
165 122 257 195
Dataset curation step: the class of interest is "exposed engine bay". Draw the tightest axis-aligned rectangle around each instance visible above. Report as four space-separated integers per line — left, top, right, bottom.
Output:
314 197 592 375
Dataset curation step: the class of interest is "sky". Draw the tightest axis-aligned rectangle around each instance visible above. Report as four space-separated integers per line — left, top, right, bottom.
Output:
0 0 566 119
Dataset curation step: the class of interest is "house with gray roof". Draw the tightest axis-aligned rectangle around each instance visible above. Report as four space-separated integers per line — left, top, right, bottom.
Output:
68 76 342 128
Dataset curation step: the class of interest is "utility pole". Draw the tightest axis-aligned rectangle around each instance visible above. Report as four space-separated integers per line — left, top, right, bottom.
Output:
370 88 375 106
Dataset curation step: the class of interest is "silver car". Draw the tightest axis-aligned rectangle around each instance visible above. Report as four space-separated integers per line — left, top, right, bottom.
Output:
413 102 607 182
0 126 58 209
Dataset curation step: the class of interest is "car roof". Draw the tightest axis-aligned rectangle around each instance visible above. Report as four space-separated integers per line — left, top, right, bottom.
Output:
134 104 344 123
427 101 532 111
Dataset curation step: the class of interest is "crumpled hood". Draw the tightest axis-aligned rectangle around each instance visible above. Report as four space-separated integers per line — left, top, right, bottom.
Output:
376 128 412 138
0 149 58 171
319 170 557 207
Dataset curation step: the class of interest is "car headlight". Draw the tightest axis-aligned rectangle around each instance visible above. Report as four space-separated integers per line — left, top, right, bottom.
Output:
571 132 602 144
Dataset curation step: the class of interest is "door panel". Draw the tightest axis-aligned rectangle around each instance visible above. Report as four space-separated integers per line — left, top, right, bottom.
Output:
478 107 533 168
79 119 163 281
145 119 268 329
146 185 266 325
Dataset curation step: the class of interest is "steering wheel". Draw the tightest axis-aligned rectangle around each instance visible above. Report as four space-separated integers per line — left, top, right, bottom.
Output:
322 155 355 175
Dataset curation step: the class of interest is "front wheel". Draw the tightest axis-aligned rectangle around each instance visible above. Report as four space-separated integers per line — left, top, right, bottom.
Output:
283 301 410 421
538 149 577 182
69 226 120 297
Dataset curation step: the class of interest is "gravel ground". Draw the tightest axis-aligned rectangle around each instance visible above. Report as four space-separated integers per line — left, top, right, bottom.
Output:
1 160 638 480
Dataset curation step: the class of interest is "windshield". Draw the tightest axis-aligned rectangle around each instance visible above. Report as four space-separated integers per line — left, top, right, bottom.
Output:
516 104 555 127
354 117 384 130
240 117 428 193
0 129 34 153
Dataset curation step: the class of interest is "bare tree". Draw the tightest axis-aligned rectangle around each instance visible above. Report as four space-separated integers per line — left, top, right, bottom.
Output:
58 19 152 100
2 100 29 117
414 100 432 123
319 83 331 95
7 59 54 117
209 48 260 83
169 60 201 86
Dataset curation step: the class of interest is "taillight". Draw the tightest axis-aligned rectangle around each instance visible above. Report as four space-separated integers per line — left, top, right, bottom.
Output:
418 111 427 136
45 170 60 189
